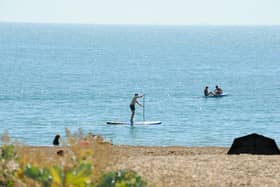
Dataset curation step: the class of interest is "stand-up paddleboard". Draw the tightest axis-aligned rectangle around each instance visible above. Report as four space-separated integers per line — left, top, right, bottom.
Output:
106 94 161 125
106 121 161 125
204 93 229 98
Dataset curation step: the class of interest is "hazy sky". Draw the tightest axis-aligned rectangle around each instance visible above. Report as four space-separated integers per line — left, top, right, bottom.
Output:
0 0 280 25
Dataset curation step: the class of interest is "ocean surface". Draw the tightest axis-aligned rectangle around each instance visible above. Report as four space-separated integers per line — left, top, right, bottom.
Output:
0 23 279 146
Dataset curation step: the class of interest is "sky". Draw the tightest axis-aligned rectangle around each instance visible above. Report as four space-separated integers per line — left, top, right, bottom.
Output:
0 0 280 25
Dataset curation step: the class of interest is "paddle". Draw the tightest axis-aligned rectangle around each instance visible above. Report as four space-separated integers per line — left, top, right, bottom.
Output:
143 94 145 122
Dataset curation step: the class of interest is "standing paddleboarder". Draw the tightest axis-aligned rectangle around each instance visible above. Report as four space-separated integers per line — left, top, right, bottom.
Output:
130 93 144 124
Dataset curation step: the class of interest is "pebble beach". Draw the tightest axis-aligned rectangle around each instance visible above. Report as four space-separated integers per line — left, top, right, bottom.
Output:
27 145 280 187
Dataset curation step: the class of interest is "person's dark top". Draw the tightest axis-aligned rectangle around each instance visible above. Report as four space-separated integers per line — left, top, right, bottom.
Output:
53 135 60 146
204 88 209 96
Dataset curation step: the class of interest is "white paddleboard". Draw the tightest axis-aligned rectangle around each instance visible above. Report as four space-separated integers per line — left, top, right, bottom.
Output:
106 121 161 125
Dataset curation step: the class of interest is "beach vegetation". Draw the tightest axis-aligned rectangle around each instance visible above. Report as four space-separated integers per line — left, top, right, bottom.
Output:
97 170 147 187
23 163 93 187
0 129 148 187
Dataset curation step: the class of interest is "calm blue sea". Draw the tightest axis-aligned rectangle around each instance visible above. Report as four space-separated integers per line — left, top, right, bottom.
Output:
0 23 279 146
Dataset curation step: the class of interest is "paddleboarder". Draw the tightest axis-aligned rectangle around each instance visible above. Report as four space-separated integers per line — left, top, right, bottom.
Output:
130 93 144 124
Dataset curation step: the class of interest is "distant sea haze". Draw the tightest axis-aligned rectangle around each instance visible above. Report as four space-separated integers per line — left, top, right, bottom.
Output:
0 23 279 146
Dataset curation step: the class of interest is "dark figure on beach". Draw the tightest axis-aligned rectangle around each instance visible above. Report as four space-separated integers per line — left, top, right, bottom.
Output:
204 86 214 96
130 93 144 124
53 135 60 146
214 85 223 96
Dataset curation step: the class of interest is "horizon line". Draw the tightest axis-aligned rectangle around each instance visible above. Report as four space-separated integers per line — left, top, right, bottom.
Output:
1 20 280 27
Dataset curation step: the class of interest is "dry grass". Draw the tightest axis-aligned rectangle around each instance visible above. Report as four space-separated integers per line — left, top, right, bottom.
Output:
1 129 127 186
20 129 123 184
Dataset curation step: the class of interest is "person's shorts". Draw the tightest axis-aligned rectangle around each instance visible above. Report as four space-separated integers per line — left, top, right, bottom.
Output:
130 104 135 111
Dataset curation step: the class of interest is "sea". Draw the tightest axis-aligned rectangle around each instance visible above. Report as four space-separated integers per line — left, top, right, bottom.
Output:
0 23 279 146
